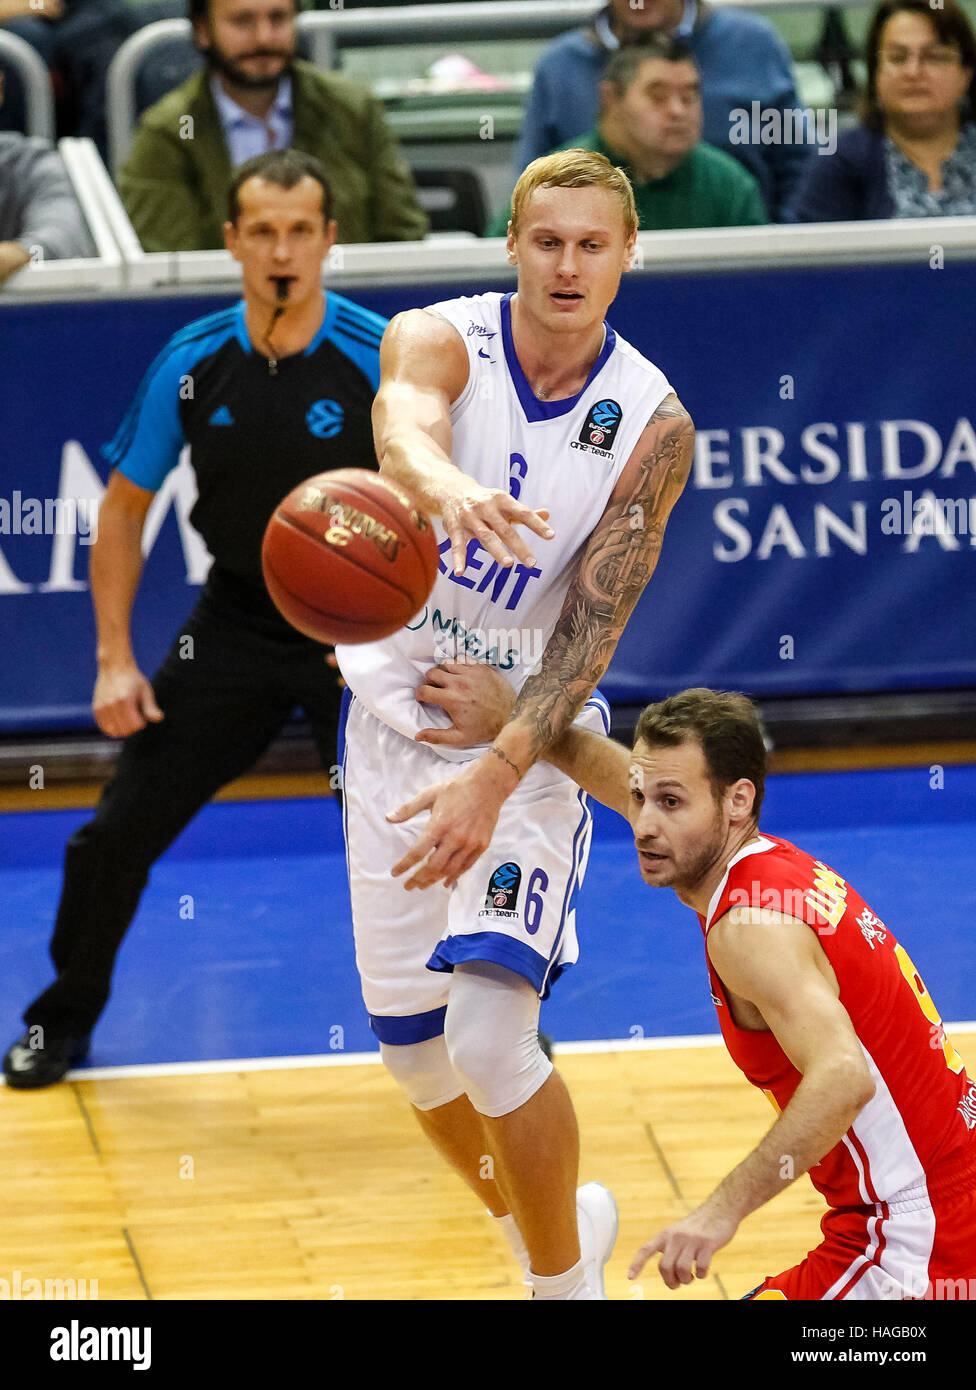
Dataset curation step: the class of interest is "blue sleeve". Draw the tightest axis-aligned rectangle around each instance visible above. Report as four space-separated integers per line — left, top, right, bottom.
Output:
583 687 611 735
101 336 194 491
512 55 558 177
771 138 817 222
327 294 387 392
749 22 812 221
706 12 810 221
511 37 600 179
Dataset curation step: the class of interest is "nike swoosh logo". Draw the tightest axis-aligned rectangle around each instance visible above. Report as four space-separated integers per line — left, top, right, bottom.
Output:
478 347 493 361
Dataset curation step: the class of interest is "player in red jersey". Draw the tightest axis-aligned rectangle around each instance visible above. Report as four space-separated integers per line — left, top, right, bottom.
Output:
396 671 976 1299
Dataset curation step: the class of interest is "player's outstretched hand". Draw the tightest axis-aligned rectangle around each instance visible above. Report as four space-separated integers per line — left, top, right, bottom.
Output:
629 1206 738 1290
415 659 516 749
386 758 514 890
93 664 164 738
441 485 553 577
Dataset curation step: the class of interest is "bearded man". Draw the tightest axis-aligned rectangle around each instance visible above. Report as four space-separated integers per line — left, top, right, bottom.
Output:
118 0 428 251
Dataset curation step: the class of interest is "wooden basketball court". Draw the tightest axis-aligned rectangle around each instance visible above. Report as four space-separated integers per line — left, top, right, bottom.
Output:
4 1034 974 1301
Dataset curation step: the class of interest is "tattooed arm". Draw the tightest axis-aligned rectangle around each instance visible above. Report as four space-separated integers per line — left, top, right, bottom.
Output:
499 393 693 767
390 394 694 889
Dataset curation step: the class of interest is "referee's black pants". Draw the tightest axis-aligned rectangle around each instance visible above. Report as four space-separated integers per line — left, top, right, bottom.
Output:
23 572 342 1041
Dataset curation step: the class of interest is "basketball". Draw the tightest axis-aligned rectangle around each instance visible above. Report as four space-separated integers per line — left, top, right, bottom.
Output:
261 469 440 644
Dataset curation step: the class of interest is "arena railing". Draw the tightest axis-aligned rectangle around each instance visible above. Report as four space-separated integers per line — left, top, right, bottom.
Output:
105 0 875 175
7 212 973 303
66 133 149 266
105 215 975 300
0 28 56 141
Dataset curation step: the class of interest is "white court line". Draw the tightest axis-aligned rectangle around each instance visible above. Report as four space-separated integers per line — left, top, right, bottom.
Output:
6 1020 974 1084
60 1037 726 1082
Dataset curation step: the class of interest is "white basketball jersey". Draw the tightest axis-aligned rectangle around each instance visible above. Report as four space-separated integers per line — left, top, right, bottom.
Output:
335 291 673 760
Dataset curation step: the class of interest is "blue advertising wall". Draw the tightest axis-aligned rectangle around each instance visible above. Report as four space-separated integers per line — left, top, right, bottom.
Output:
2 260 975 732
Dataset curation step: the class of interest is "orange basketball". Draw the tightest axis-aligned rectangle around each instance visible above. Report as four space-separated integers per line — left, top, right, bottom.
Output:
261 469 439 644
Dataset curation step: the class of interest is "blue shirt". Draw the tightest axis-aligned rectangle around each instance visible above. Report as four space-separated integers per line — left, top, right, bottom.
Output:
792 123 976 222
512 3 811 220
103 294 386 589
211 73 294 168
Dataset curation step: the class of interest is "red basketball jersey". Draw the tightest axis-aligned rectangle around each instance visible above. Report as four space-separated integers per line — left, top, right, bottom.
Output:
698 835 976 1208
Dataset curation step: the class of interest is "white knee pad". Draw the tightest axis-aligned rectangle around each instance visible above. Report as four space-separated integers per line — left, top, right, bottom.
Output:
379 1034 465 1112
444 960 553 1118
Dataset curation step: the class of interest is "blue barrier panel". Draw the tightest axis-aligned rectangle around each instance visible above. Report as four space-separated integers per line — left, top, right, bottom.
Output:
2 261 974 733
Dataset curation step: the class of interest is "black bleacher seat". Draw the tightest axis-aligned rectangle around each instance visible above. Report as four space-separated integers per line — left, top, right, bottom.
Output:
412 166 487 235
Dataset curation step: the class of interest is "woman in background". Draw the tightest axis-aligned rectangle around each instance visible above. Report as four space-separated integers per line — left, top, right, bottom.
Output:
794 0 976 220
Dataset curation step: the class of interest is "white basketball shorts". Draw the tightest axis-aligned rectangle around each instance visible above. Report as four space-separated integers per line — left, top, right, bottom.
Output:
340 690 610 1045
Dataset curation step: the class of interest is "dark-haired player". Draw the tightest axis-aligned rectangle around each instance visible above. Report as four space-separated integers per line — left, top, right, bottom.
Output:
406 671 976 1299
4 150 384 1089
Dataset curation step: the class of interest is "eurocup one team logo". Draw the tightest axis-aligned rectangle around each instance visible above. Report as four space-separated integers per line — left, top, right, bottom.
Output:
578 398 622 451
484 862 522 912
306 399 345 439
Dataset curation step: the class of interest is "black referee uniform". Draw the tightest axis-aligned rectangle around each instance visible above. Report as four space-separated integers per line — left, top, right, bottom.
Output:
10 293 385 1069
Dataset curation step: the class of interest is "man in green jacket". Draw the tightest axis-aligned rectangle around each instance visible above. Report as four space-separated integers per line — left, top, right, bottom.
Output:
119 0 428 251
486 33 767 237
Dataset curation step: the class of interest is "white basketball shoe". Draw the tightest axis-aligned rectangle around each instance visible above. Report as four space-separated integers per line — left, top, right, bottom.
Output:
576 1182 619 1299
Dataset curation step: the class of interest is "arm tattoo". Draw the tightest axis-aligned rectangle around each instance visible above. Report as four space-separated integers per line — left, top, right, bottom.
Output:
511 394 694 761
488 745 522 780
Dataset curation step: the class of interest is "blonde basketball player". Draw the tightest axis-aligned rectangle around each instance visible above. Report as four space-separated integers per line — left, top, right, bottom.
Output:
335 150 694 1300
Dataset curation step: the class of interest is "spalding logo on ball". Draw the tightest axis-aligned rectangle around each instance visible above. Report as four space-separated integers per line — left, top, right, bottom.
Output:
261 469 439 644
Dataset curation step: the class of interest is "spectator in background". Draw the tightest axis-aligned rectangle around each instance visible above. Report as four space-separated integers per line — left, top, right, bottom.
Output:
486 36 766 235
794 0 976 221
0 0 137 158
118 0 428 251
0 0 62 144
0 65 94 281
513 0 810 222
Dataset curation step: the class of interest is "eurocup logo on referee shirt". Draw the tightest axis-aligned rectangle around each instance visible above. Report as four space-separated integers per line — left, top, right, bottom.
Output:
571 399 623 458
306 399 345 439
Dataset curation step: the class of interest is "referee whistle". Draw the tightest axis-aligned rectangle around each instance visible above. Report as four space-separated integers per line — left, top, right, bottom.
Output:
264 279 291 375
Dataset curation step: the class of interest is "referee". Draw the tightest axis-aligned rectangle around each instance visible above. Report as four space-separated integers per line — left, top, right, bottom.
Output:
4 149 385 1089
